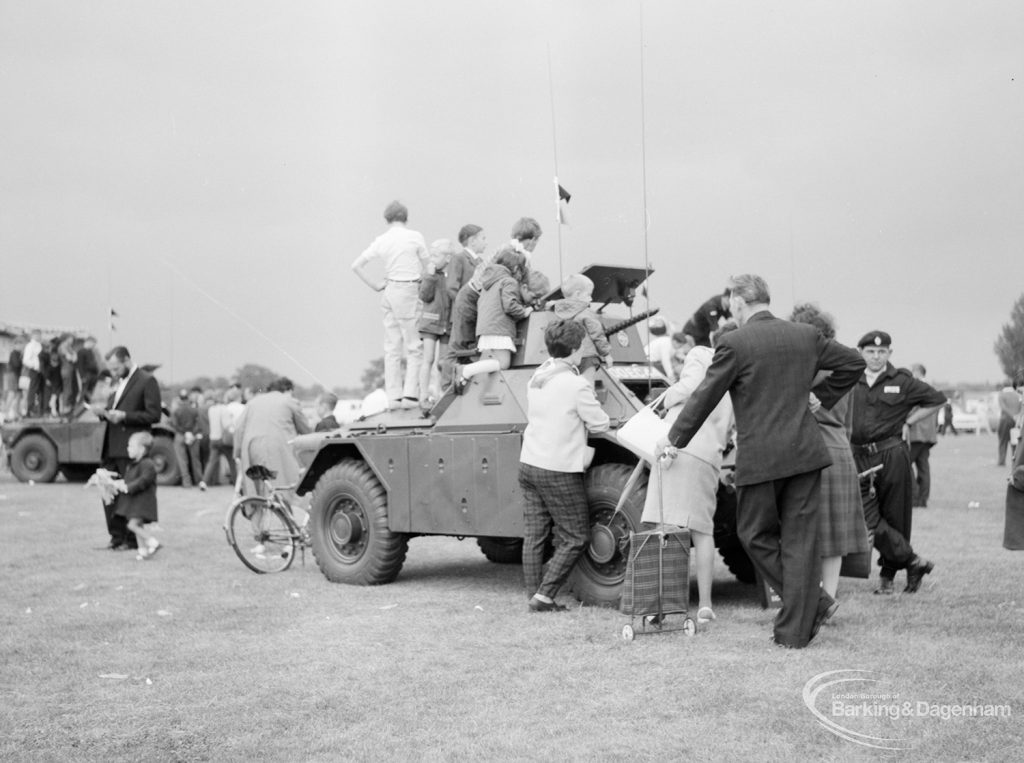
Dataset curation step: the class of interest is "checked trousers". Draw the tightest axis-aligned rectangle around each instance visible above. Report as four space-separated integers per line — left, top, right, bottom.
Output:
518 463 590 600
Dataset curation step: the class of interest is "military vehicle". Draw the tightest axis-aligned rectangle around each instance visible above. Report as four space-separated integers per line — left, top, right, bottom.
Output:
1 413 180 485
291 264 754 605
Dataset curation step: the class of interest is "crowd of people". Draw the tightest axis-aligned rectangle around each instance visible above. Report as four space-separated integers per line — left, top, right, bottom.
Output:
3 330 103 421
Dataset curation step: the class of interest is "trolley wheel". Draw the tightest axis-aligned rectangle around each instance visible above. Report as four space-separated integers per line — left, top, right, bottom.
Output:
682 618 697 636
621 624 635 641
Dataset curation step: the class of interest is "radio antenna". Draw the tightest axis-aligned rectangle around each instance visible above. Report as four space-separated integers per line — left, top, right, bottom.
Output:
547 43 564 286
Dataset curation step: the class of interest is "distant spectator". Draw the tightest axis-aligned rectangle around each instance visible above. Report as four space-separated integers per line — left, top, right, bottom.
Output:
315 392 340 432
644 317 676 385
22 330 43 417
4 335 24 421
201 390 230 488
58 335 78 416
171 388 202 488
43 338 62 417
939 398 958 436
908 364 940 507
76 336 101 405
682 289 731 348
998 383 1023 467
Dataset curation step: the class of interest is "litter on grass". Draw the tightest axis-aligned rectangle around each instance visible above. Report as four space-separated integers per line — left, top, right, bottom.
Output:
380 604 398 610
98 674 129 680
156 610 172 617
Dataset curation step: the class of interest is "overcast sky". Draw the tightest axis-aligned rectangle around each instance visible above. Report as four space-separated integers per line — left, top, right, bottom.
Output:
2 1 1021 389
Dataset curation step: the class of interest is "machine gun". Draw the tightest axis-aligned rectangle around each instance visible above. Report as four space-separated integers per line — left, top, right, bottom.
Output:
603 308 660 337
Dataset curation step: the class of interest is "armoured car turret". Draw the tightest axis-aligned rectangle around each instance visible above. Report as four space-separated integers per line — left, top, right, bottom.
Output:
292 264 753 605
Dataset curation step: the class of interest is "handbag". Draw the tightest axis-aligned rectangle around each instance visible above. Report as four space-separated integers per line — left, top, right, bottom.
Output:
615 392 671 464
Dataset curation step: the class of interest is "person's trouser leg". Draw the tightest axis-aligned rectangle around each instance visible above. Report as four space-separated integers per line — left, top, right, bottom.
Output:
381 289 404 405
535 471 589 600
102 457 134 547
519 464 552 597
857 447 916 578
739 471 823 647
387 283 423 401
202 441 223 486
26 370 42 417
173 434 194 486
187 440 202 484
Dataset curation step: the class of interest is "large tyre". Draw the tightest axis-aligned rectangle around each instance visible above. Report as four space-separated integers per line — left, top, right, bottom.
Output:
477 537 524 564
150 436 181 486
10 433 59 483
568 463 647 606
308 459 408 585
713 484 756 584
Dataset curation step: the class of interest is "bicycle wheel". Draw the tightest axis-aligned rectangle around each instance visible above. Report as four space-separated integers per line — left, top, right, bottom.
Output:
228 497 297 573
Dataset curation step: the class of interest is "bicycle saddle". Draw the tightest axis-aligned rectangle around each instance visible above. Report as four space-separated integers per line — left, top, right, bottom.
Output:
245 465 277 481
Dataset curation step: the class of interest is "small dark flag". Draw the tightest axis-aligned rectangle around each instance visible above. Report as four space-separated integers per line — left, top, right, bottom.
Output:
555 180 571 225
110 308 119 317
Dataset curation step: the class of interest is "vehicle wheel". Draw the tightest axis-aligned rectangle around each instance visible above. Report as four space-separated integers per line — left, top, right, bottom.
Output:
10 434 59 483
150 436 181 486
308 459 408 585
713 484 757 584
227 498 296 574
60 465 95 482
621 624 635 641
568 462 647 607
476 537 524 564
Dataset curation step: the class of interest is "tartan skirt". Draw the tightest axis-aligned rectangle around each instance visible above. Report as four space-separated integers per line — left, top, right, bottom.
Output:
819 444 870 557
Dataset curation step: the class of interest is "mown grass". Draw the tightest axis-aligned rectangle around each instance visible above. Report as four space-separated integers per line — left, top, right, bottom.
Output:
1 434 1022 761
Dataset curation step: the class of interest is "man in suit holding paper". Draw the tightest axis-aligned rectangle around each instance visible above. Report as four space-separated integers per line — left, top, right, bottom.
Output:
93 346 162 550
658 274 864 648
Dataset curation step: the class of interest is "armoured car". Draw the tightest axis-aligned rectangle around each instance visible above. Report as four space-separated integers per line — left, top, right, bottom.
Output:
291 265 754 605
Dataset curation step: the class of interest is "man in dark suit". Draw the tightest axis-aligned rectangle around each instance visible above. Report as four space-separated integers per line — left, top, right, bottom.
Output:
92 346 162 550
659 275 865 648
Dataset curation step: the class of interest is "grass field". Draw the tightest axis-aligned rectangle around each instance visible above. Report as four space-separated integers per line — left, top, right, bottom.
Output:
1 433 1021 761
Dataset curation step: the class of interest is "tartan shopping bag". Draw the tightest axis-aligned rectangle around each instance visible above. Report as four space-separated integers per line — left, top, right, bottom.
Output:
619 526 690 618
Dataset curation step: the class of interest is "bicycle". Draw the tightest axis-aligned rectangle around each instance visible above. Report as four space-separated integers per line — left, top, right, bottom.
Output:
223 464 310 573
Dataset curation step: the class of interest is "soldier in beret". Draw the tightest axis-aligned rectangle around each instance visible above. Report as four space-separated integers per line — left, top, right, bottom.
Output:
849 331 946 594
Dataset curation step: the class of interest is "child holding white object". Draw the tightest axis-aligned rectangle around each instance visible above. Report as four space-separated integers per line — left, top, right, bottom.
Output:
115 431 162 561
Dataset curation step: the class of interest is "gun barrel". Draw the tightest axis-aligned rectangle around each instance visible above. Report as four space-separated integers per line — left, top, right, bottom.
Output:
603 308 661 337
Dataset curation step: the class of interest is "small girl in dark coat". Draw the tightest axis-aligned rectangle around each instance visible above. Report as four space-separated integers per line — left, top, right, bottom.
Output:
115 431 162 560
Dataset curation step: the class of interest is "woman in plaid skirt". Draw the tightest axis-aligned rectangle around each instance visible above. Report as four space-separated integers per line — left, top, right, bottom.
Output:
791 304 870 598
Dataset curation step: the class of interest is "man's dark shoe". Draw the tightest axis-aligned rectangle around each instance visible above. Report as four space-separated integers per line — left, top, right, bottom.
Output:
809 597 839 643
874 578 895 595
528 598 567 612
904 559 935 593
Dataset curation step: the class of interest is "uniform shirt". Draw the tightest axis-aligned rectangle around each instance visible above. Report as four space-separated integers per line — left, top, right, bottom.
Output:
352 224 428 281
849 363 946 445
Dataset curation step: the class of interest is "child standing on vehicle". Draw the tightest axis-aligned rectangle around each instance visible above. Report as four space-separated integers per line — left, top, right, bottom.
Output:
115 431 162 561
550 273 612 380
418 239 458 407
475 246 533 370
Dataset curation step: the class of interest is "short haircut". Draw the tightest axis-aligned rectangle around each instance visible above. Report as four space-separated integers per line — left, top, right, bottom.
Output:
128 430 153 453
561 273 594 300
383 201 408 223
269 376 294 393
319 392 339 408
491 245 529 284
105 346 131 362
510 217 542 243
789 302 835 339
458 224 483 245
712 320 739 346
912 363 927 376
544 319 587 359
525 269 551 299
430 238 460 263
728 274 770 306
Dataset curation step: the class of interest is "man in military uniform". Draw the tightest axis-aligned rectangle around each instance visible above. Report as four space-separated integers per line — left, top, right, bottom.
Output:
850 331 945 594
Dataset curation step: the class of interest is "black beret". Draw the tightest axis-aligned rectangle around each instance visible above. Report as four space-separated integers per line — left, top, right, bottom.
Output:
857 330 892 349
